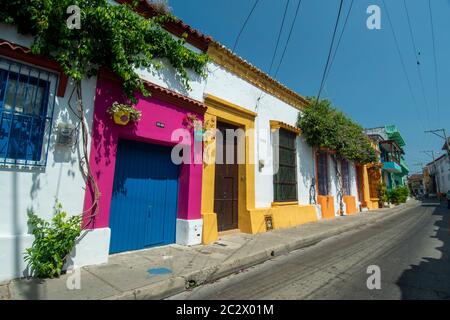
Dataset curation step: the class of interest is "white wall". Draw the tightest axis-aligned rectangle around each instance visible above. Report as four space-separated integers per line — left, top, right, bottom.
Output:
205 62 317 208
0 25 103 281
435 155 450 193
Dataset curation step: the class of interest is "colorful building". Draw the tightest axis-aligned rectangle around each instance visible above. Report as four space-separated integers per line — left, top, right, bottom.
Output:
0 3 212 281
365 125 409 191
0 1 376 281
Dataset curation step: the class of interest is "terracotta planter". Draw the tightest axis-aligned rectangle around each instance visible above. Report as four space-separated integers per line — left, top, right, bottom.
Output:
113 110 130 126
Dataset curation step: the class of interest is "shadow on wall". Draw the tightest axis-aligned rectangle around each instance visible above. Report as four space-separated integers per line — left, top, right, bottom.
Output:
141 61 203 98
297 138 315 204
397 203 450 299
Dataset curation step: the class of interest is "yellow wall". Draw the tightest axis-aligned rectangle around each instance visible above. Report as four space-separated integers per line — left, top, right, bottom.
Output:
246 204 318 234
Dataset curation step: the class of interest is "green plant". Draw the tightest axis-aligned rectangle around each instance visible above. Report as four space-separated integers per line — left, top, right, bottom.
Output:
297 98 377 164
377 182 389 203
107 102 142 121
388 186 409 205
25 204 82 278
0 0 209 103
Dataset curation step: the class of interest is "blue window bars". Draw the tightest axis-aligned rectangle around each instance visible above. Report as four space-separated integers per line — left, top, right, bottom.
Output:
0 56 58 170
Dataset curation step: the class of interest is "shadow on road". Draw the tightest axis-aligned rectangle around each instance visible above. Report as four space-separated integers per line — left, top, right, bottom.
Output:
397 200 450 299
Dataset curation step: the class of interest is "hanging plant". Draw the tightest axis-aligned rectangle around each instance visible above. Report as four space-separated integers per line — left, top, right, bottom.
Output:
297 98 377 165
107 102 142 125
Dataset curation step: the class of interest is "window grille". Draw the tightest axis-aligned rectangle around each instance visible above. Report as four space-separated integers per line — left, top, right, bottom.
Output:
341 159 351 196
0 56 58 171
317 152 329 196
273 129 298 202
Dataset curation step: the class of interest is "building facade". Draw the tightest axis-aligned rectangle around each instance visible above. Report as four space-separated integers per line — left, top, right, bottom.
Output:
365 125 409 191
0 2 374 281
425 154 450 196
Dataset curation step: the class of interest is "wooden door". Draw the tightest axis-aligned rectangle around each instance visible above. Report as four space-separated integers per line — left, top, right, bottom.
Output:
214 121 239 231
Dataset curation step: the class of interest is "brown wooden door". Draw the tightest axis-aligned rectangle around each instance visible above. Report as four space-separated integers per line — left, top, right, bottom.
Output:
214 121 239 231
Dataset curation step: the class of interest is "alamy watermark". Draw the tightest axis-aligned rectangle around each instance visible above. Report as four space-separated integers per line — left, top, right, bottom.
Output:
367 5 381 30
366 265 381 290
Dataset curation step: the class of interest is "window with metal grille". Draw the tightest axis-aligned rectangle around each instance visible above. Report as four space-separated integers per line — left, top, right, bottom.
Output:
317 152 329 195
273 128 297 202
341 159 351 195
0 57 57 170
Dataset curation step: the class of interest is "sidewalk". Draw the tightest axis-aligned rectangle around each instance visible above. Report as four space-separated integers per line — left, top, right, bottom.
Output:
0 200 418 300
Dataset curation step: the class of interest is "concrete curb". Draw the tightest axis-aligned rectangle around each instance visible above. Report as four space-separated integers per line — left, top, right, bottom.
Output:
103 201 414 300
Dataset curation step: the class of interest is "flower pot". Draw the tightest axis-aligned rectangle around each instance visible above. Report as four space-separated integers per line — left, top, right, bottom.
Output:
113 110 130 125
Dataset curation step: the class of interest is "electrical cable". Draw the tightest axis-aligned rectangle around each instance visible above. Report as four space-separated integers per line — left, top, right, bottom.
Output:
232 0 260 52
274 0 303 78
316 0 344 101
268 0 291 75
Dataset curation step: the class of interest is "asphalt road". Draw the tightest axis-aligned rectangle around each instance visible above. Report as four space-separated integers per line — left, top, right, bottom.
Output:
169 200 450 300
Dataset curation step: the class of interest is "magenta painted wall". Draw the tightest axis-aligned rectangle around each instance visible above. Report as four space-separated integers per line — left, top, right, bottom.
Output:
83 76 204 229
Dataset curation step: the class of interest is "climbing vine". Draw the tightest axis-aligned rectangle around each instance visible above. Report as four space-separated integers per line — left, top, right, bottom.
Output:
0 0 209 102
297 98 377 165
1 0 209 276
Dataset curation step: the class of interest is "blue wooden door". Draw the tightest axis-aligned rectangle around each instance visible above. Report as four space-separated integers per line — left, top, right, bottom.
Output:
109 140 179 254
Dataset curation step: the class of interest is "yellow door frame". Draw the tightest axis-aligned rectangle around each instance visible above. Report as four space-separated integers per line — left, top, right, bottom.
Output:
201 94 256 244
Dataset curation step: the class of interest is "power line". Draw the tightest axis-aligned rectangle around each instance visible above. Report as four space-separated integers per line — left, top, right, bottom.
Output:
323 0 354 86
268 0 291 75
274 0 303 78
402 0 432 128
316 0 344 101
428 0 441 126
381 0 425 132
232 0 260 52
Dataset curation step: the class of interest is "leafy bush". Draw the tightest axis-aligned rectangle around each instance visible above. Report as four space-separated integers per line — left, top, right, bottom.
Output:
388 186 409 205
297 98 377 164
25 204 82 278
377 182 389 203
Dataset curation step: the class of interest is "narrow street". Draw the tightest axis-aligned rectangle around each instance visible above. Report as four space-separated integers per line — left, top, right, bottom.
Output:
169 200 450 300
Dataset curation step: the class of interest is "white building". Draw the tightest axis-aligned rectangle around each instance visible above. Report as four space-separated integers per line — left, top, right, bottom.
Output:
426 154 450 195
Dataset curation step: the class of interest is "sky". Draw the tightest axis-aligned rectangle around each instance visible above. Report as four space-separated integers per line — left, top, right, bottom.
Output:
168 0 450 172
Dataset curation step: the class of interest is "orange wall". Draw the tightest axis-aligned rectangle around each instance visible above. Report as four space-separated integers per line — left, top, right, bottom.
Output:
317 195 335 219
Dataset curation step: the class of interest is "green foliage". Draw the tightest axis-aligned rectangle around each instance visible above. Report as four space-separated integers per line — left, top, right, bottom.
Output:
25 204 82 278
297 98 377 164
0 0 209 103
377 182 389 203
388 186 409 205
107 101 142 121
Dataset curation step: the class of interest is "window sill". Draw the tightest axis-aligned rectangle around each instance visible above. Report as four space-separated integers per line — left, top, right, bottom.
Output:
271 201 299 207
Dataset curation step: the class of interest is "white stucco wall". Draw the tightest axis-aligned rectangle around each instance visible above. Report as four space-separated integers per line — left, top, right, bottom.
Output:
205 62 317 209
0 25 105 281
434 155 450 194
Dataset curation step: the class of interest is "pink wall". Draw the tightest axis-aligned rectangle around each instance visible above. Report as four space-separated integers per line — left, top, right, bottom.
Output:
83 76 204 229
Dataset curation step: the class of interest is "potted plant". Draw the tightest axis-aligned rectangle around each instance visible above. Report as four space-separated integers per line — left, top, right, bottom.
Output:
107 102 142 125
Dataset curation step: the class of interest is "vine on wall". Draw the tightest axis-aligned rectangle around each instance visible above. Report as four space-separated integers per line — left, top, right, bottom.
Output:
1 0 209 277
0 0 209 102
297 98 377 165
298 98 377 213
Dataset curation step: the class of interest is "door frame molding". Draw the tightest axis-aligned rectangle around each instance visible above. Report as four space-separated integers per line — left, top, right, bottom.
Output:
201 94 256 244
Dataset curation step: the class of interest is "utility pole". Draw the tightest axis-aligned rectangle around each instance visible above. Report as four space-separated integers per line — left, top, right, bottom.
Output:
420 150 440 195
